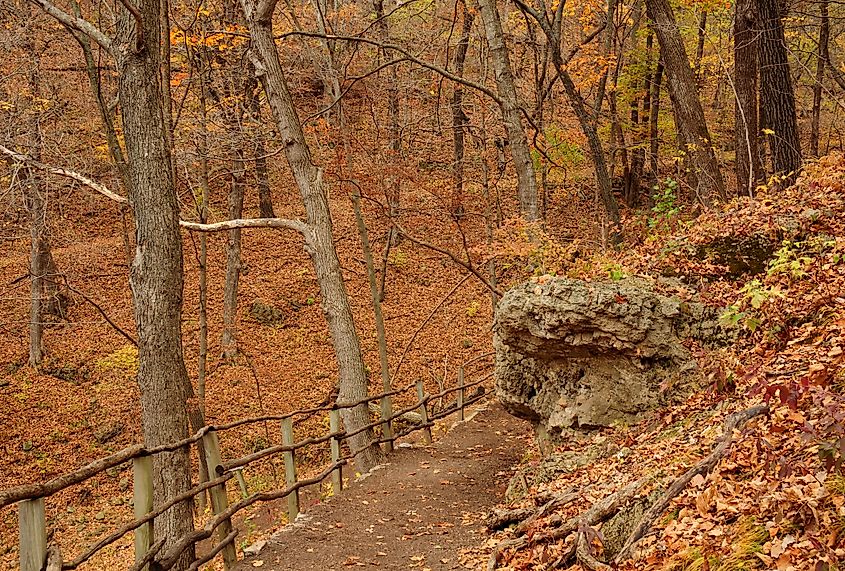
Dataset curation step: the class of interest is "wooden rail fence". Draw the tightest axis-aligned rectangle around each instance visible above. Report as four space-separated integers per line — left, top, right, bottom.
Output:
1 355 494 571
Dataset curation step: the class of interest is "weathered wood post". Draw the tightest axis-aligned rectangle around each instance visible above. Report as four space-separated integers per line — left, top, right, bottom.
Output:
457 366 465 421
232 468 249 499
416 380 432 444
329 409 343 495
280 417 299 521
380 395 394 453
133 456 153 571
18 498 46 571
202 431 238 570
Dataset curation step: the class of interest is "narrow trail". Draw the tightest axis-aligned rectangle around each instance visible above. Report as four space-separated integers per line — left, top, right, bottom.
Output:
233 402 531 570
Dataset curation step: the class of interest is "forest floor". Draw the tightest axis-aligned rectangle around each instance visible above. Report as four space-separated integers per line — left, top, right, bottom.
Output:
230 401 532 571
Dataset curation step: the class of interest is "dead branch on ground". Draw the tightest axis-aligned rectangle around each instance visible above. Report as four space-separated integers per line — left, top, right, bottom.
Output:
613 403 769 563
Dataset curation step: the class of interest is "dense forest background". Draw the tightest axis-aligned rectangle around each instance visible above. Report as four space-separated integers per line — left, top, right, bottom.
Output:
2 0 845 567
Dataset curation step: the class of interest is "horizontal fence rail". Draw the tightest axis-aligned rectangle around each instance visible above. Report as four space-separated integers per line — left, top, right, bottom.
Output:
4 355 495 571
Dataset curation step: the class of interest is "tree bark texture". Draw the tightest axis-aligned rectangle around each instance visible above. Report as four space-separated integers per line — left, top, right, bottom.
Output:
450 0 474 218
114 4 195 567
757 0 802 179
221 151 245 360
734 0 761 196
256 136 276 217
245 3 385 472
647 0 726 205
476 0 539 221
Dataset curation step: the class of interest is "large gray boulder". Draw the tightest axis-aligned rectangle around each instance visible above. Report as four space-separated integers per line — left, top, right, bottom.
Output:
494 277 727 439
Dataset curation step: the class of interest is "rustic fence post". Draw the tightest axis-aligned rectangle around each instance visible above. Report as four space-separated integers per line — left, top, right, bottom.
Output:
381 395 394 453
232 468 249 499
280 418 299 521
133 456 153 571
457 366 465 421
329 409 343 495
202 431 238 570
416 380 432 444
18 498 46 571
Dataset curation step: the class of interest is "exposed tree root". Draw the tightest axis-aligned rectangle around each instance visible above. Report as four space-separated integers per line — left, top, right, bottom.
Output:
485 485 580 532
487 479 645 570
613 403 769 563
576 526 612 571
486 403 769 570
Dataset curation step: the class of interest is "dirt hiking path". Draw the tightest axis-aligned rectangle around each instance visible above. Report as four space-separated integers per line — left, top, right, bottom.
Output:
233 401 531 570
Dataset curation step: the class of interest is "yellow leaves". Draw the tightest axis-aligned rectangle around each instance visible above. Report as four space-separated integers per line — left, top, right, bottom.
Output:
169 25 247 50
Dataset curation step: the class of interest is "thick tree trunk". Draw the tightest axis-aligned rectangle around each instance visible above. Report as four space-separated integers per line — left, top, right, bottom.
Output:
114 4 195 568
450 0 474 218
757 0 802 179
476 0 539 221
734 0 761 196
245 4 385 472
811 0 829 157
647 0 726 206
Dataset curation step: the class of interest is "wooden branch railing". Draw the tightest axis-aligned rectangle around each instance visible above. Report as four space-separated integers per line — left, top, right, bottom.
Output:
5 355 494 571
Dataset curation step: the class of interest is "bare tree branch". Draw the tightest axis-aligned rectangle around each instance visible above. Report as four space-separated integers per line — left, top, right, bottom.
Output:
179 217 310 236
0 144 128 203
277 31 503 105
1 145 316 248
27 0 113 52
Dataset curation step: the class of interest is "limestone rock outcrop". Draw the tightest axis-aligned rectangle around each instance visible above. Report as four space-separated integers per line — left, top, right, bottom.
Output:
494 277 727 439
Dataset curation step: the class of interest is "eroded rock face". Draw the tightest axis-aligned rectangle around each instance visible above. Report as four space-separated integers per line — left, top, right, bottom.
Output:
494 278 726 438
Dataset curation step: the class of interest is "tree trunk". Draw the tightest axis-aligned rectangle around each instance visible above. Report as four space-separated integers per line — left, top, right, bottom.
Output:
450 0 474 219
647 0 726 206
114 2 195 568
694 10 707 84
515 0 622 237
245 2 385 472
256 136 275 217
476 0 539 221
372 0 402 231
810 0 829 157
23 21 47 366
639 30 654 186
221 151 245 360
24 170 47 367
559 71 621 237
757 0 802 179
649 58 664 180
734 0 761 196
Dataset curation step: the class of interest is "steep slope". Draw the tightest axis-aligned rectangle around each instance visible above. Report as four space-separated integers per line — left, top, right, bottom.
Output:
478 154 845 571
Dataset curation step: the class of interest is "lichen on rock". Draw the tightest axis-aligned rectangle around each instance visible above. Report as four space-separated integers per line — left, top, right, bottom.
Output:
494 277 729 441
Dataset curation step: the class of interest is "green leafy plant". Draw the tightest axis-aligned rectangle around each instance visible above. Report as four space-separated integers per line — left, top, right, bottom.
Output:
649 177 682 229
